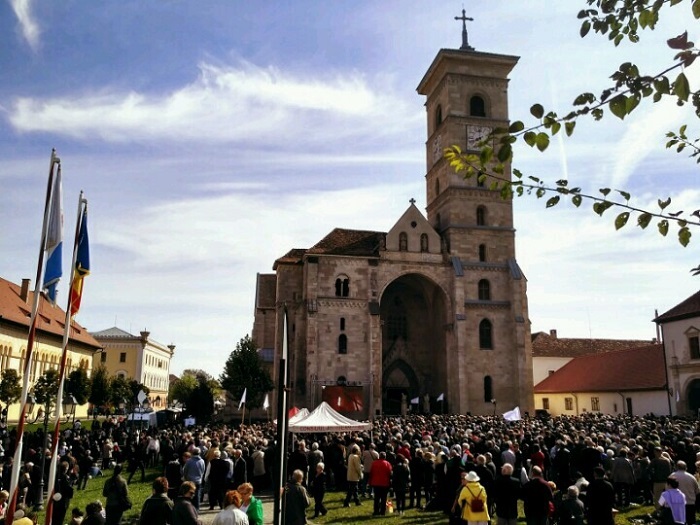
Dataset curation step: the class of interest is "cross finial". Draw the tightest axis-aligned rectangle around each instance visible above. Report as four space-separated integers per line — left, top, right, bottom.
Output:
454 8 474 51
409 198 416 205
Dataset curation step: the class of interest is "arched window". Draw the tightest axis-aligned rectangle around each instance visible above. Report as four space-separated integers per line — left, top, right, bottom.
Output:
399 232 408 251
478 279 491 301
340 317 345 331
479 319 493 349
435 104 443 127
335 276 350 297
470 95 486 117
420 233 428 252
476 206 486 226
478 244 487 262
484 376 493 402
338 334 348 354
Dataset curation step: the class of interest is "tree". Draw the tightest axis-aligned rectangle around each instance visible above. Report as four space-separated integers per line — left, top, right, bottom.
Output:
66 367 91 405
169 373 197 405
447 0 700 271
33 369 60 413
220 335 274 410
88 364 111 409
0 369 22 409
109 375 132 408
170 369 221 422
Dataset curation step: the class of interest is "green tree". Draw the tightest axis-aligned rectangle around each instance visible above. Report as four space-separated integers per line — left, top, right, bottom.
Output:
110 375 132 408
447 0 700 270
220 335 274 410
66 367 91 405
33 369 60 413
169 369 221 422
0 369 22 409
88 364 111 410
169 373 197 405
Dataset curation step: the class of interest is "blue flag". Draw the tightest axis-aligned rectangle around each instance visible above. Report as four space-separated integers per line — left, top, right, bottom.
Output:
43 167 63 304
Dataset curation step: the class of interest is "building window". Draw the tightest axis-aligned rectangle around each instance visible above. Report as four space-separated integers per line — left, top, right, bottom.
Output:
420 233 429 252
565 397 573 411
690 335 700 359
340 317 345 331
478 244 487 262
478 279 491 301
476 206 486 226
542 398 550 410
479 319 493 349
120 352 126 363
335 276 349 297
591 397 600 412
470 95 486 117
338 334 347 354
435 104 443 127
399 232 408 251
100 353 106 363
483 375 493 402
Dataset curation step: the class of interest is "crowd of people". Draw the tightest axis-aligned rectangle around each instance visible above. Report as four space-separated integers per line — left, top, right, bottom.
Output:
0 411 697 524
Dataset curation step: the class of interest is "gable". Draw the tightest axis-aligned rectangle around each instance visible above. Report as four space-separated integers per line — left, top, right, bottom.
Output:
386 203 441 254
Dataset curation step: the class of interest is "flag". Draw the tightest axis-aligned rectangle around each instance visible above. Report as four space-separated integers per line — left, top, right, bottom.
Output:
238 388 247 409
410 397 419 404
503 406 521 421
437 393 444 402
69 207 90 317
42 166 63 304
676 389 680 402
263 393 270 410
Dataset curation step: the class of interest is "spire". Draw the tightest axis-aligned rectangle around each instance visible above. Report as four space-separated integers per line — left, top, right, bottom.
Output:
454 8 474 51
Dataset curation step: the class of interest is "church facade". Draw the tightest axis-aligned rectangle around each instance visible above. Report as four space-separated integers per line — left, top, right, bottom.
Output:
253 35 534 418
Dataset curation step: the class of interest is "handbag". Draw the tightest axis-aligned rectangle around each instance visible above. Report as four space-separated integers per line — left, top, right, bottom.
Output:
658 505 675 525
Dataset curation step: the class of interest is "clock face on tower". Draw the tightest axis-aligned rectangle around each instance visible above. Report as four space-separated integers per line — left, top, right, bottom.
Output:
466 125 492 151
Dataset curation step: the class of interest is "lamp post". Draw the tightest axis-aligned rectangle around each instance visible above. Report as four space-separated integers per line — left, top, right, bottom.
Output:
62 395 77 423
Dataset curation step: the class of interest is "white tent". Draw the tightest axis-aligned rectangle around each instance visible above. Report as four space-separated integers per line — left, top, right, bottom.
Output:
288 401 371 433
289 408 310 425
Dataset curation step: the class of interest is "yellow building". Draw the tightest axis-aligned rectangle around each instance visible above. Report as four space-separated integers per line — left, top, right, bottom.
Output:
0 277 100 421
92 327 174 410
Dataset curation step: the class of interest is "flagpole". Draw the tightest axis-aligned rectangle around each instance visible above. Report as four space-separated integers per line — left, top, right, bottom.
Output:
273 307 290 525
44 194 86 525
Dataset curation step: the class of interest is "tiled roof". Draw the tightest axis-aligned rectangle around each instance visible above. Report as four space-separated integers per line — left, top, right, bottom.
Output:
307 228 384 257
0 277 101 349
655 290 700 324
91 327 135 338
531 331 655 358
273 248 307 269
534 344 666 393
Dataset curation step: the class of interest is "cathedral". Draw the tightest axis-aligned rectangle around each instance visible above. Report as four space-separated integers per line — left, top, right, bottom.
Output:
252 19 534 418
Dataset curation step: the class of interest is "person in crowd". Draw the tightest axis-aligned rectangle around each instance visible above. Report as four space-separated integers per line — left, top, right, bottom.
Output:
361 443 378 499
237 483 263 525
102 464 130 525
520 466 552 525
211 490 248 525
659 476 687 525
172 482 201 525
205 449 229 510
231 449 247 490
611 447 636 508
392 454 411 515
586 466 616 525
287 442 309 485
284 469 310 525
557 486 585 525
493 463 520 525
671 460 699 525
456 470 490 525
409 448 424 509
138 477 173 525
250 446 266 493
370 451 393 516
182 448 205 511
0 490 9 518
343 444 363 507
165 454 183 501
651 446 674 508
308 462 327 519
69 507 84 525
52 461 75 525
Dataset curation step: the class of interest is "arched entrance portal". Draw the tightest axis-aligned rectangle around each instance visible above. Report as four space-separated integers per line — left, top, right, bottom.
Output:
688 379 700 416
380 273 448 415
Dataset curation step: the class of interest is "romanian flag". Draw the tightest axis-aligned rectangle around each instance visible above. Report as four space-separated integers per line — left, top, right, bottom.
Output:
69 207 90 317
42 166 63 304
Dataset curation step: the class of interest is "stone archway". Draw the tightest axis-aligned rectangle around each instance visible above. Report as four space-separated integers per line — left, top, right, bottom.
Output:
380 273 448 415
687 379 700 416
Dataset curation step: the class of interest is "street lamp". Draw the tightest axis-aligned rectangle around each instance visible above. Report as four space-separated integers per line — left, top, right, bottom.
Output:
25 394 41 424
62 395 77 423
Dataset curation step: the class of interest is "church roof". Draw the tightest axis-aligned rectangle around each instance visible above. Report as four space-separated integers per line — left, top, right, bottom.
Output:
273 248 306 269
531 330 655 358
91 326 136 338
0 276 101 349
307 228 384 257
534 344 666 393
654 290 700 324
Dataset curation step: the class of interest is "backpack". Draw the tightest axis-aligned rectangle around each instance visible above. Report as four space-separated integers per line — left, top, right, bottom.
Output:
467 486 484 513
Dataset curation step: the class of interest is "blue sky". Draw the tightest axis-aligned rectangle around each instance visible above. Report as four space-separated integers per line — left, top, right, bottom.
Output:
1 1 698 376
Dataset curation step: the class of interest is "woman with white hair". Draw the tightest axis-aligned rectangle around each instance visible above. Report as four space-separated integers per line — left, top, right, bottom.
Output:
558 486 585 525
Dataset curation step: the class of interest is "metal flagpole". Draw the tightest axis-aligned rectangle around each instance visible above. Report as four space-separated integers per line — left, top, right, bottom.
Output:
273 307 290 525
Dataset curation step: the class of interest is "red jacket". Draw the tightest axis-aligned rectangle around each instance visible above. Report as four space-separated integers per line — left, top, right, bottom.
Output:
370 459 392 488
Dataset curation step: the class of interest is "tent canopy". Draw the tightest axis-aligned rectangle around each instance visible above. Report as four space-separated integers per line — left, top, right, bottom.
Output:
288 401 371 433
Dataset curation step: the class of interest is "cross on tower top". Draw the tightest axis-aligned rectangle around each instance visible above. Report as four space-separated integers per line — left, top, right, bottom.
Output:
409 198 416 205
454 8 474 51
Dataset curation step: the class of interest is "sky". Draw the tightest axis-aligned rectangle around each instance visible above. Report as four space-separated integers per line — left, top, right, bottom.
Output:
1 1 698 378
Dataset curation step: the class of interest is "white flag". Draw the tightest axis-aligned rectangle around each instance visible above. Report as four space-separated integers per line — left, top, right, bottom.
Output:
410 397 419 404
263 393 270 410
676 389 680 402
503 406 521 421
238 388 247 409
437 393 444 402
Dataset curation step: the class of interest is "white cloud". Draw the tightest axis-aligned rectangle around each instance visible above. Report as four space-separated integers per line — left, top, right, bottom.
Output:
9 0 40 51
8 61 421 146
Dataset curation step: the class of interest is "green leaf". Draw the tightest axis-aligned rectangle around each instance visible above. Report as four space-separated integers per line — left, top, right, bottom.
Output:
658 197 671 210
614 212 630 230
508 121 525 133
617 190 631 201
593 201 613 216
546 196 560 208
480 146 493 165
599 188 611 197
523 131 537 147
626 96 640 114
556 180 568 187
679 227 691 247
674 72 690 101
658 219 669 236
565 122 576 136
550 122 561 135
530 104 544 119
637 213 652 229
536 188 545 198
580 20 591 37
609 94 628 119
571 195 582 207
535 132 550 152
497 144 512 163
693 0 700 19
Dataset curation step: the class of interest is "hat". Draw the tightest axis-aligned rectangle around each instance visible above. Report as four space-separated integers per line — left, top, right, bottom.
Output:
466 471 480 482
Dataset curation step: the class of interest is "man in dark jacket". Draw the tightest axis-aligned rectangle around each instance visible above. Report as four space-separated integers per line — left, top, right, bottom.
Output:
231 448 247 489
172 482 202 525
139 477 174 525
409 449 424 509
520 466 553 525
285 470 311 525
494 463 520 525
586 466 615 525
